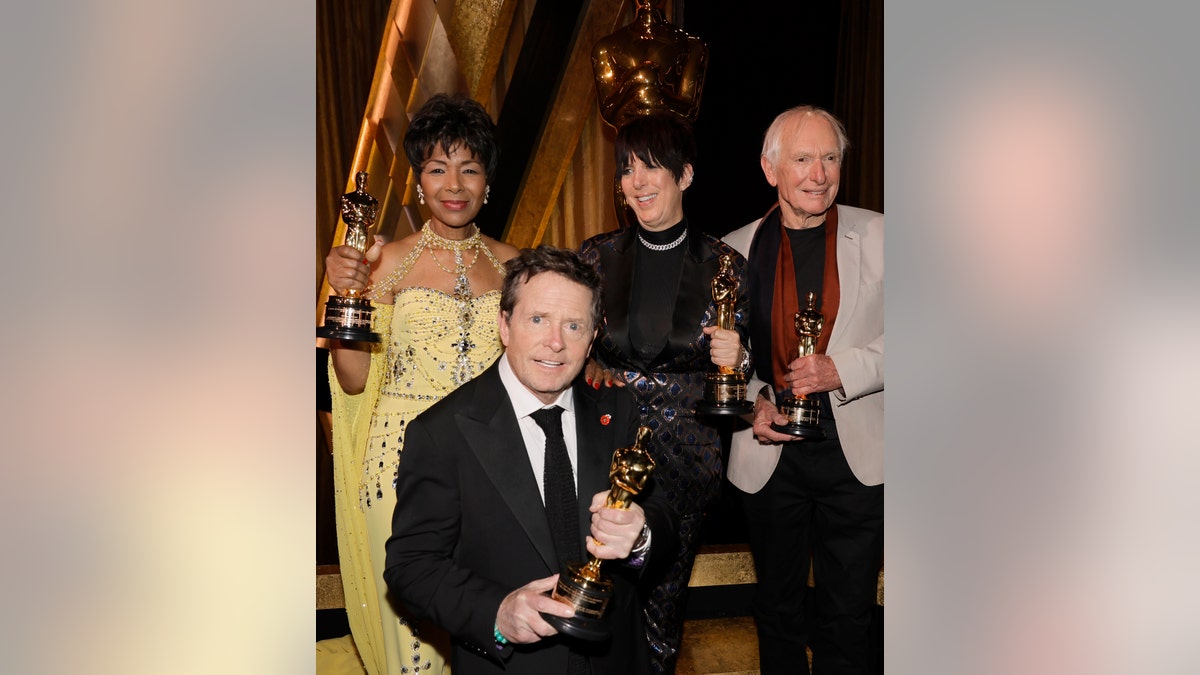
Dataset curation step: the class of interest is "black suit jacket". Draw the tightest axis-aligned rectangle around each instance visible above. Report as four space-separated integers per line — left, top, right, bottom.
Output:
383 361 679 675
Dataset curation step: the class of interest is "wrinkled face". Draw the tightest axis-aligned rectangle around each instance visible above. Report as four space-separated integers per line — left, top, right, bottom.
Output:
419 143 487 231
762 114 841 228
498 272 598 405
620 156 692 231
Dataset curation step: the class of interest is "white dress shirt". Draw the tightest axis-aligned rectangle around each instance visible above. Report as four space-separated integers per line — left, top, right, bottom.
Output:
497 354 579 505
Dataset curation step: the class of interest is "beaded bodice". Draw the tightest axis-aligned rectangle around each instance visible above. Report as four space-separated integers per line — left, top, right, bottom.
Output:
360 288 503 509
380 287 503 398
357 223 508 509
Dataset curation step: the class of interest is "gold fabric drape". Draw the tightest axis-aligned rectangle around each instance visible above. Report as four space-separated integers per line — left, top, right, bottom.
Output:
316 1 391 300
543 108 620 248
315 0 529 322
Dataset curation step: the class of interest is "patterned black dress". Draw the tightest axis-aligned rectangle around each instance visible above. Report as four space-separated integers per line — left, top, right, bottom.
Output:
579 224 750 674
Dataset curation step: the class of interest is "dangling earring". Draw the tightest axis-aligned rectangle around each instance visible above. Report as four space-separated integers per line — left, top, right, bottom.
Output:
484 185 490 205
416 185 425 205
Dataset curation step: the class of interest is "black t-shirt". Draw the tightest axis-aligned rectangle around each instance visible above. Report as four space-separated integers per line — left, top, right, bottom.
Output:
784 224 833 420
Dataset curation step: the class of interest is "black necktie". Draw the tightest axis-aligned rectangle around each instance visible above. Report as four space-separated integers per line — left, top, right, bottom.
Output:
530 406 581 569
531 407 591 675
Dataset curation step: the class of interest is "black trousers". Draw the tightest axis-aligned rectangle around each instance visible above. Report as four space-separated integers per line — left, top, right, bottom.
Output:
740 427 883 675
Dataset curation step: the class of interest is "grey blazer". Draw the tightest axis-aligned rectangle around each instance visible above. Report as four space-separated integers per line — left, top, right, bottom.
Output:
723 204 884 489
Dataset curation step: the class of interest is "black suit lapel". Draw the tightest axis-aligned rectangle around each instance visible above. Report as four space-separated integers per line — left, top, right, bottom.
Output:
748 209 782 386
458 367 558 572
656 231 717 369
598 228 637 360
572 379 620 551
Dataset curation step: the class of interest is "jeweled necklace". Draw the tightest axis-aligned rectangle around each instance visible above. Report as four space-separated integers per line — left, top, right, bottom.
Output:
638 227 688 251
369 221 503 300
423 223 482 300
421 222 484 386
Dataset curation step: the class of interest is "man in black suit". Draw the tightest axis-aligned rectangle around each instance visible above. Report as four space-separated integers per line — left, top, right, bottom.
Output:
384 245 679 674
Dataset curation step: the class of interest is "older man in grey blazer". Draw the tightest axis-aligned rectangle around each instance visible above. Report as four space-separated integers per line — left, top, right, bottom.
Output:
723 106 883 675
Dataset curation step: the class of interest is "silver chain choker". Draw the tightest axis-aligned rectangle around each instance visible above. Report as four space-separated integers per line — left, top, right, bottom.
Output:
637 227 687 251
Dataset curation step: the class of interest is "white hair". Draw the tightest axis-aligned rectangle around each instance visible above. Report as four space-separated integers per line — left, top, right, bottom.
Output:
760 106 850 166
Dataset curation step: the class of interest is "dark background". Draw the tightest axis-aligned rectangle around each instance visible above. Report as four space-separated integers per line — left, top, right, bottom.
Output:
686 2 848 236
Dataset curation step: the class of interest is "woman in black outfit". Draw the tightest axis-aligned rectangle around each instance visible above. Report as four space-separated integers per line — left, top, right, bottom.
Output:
578 113 750 674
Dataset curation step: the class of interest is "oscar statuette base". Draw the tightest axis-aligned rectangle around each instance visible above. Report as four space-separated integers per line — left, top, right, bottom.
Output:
542 611 612 642
770 396 826 440
316 295 380 343
695 372 753 417
539 561 613 641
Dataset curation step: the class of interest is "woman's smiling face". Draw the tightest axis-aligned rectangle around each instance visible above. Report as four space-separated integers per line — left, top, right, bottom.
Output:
620 155 692 232
419 142 487 233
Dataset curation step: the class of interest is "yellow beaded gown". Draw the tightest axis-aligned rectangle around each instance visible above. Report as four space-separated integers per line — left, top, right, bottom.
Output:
320 278 504 675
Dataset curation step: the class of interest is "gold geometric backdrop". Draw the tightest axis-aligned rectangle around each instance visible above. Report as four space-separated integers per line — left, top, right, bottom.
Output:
317 0 643 318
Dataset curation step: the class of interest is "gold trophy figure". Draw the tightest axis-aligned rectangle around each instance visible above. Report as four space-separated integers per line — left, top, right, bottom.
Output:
317 171 381 343
543 426 656 641
771 292 826 439
591 0 708 128
696 255 753 416
592 0 708 229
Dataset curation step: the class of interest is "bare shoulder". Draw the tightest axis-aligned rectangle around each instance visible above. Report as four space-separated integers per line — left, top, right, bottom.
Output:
376 230 421 265
483 236 521 262
369 229 423 290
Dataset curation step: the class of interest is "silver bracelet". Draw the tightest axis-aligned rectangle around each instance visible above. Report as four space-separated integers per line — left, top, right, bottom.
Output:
736 346 752 373
627 523 652 568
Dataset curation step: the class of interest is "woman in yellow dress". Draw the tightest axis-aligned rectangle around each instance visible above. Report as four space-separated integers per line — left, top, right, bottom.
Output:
320 93 518 674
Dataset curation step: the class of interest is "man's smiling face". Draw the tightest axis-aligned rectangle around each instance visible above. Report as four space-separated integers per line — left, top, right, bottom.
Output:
498 271 598 405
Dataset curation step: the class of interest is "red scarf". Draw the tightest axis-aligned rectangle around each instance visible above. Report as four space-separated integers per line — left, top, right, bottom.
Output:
770 207 841 391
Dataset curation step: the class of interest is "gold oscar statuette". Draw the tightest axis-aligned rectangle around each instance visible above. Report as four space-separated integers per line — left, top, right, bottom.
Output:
695 254 753 416
591 0 709 229
317 171 381 343
771 291 827 439
591 0 708 128
542 426 656 641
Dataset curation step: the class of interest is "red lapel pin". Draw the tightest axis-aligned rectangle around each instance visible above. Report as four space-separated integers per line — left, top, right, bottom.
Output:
600 414 611 426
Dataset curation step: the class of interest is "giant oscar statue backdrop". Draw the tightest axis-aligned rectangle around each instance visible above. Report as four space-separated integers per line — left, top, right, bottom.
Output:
592 0 708 228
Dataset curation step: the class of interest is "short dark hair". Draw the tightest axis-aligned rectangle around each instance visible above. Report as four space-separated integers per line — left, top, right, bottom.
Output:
403 93 499 179
500 245 603 328
613 113 696 182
